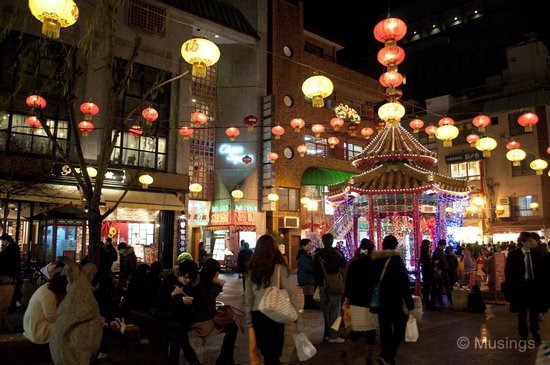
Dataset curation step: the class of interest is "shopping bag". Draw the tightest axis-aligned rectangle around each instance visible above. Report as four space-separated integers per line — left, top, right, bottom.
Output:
405 314 418 342
258 265 298 323
342 304 352 328
535 341 550 365
331 315 342 331
293 332 317 361
248 328 262 365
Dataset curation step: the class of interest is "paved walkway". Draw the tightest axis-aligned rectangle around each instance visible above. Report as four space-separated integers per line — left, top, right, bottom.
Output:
213 272 549 365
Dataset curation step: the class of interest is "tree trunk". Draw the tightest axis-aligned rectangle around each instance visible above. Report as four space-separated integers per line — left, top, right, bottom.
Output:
86 208 103 267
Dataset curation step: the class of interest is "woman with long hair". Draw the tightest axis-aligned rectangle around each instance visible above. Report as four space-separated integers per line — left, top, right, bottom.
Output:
245 234 295 365
420 239 436 310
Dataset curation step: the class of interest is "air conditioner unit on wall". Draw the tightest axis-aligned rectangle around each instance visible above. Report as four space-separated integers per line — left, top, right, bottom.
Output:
281 216 300 229
499 197 510 205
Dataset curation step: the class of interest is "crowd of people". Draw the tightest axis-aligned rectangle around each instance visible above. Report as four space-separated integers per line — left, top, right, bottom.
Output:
1 230 549 365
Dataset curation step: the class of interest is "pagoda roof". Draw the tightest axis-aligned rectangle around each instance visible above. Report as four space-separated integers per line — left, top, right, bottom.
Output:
327 162 470 202
352 122 437 171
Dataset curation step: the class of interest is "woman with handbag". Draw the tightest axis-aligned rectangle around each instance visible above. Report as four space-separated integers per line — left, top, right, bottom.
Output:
245 234 296 365
344 238 377 359
190 258 239 365
370 235 414 365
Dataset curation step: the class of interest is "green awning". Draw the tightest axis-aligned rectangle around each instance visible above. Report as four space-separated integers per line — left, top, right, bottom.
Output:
301 168 355 186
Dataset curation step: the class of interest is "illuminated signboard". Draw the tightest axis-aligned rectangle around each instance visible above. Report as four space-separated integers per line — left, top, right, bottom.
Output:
210 211 256 225
218 144 254 165
188 200 211 226
51 162 125 182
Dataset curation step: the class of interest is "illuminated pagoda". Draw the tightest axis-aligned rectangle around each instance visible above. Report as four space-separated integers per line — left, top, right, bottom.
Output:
327 16 471 270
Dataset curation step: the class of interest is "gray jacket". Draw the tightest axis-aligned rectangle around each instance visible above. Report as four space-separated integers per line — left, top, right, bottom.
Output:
244 264 295 327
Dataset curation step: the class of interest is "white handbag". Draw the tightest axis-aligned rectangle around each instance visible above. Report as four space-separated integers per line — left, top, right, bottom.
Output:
405 314 419 342
349 305 378 331
258 265 298 323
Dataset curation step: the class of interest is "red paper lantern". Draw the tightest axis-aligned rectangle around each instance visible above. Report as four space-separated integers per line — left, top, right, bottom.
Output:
178 126 194 140
242 155 253 165
78 120 95 136
547 146 550 155
425 125 437 138
438 117 455 126
26 95 46 109
374 17 407 43
348 124 359 136
243 115 258 132
329 117 344 131
466 134 479 147
191 111 208 126
80 102 99 121
472 114 491 132
379 71 404 88
506 141 521 150
311 123 325 138
142 107 158 124
517 112 538 132
361 127 374 139
297 144 307 157
26 115 41 128
327 136 340 148
129 125 143 138
271 125 285 139
409 118 424 133
226 127 240 141
290 118 305 132
377 45 405 67
267 152 278 163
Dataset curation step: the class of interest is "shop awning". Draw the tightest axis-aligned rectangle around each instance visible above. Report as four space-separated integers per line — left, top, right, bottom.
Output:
18 184 185 211
301 168 355 186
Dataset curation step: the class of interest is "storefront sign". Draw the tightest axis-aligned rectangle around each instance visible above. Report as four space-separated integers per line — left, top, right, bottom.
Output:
444 151 484 164
211 211 230 224
177 215 187 253
210 211 256 225
51 162 125 182
235 211 255 223
188 200 211 226
219 144 253 165
494 252 506 291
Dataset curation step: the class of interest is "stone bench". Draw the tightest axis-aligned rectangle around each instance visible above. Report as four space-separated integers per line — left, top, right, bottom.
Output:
0 324 140 365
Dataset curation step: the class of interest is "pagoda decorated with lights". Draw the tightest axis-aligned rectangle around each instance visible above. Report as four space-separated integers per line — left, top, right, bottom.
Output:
327 16 471 268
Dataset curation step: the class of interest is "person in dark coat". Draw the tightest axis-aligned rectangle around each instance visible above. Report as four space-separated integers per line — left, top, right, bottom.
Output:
236 240 253 291
370 235 414 365
296 238 318 310
313 233 347 343
158 260 201 365
117 241 137 289
98 237 118 280
431 239 450 307
504 232 544 343
0 233 21 330
419 239 436 310
344 238 376 348
467 285 486 314
445 245 459 304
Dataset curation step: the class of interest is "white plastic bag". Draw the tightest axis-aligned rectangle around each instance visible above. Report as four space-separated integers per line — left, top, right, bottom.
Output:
293 332 317 361
405 314 418 342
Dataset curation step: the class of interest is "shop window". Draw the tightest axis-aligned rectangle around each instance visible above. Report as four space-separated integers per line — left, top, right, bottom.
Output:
277 187 299 211
111 60 170 171
127 222 155 246
344 142 362 160
0 112 68 155
304 134 327 157
512 195 536 217
212 236 226 260
450 161 481 181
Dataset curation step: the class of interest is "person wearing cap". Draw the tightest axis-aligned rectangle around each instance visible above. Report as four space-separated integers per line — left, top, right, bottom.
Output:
296 238 318 310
